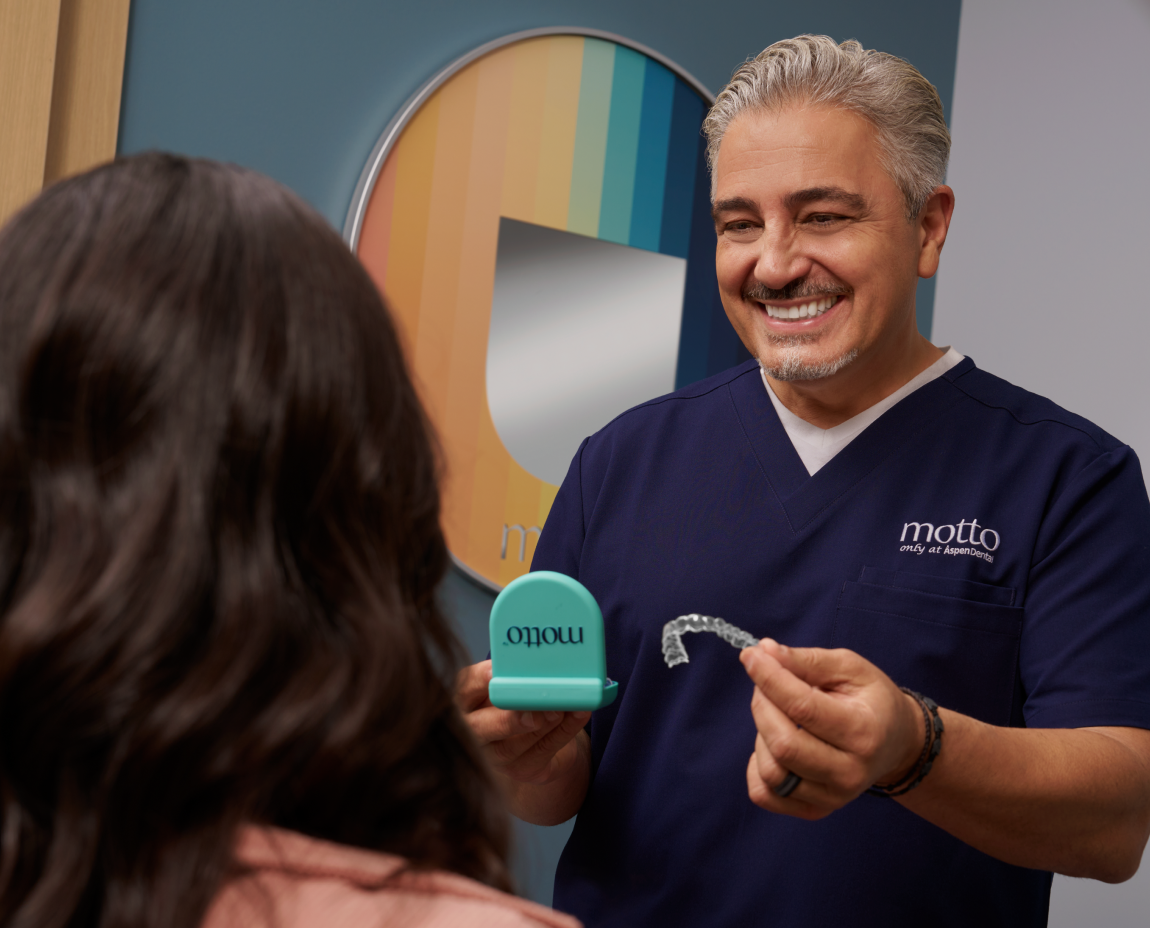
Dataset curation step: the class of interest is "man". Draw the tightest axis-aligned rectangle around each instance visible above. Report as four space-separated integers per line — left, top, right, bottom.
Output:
457 35 1150 926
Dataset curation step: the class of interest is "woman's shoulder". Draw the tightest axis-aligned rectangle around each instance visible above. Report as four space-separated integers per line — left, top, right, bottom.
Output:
203 827 581 928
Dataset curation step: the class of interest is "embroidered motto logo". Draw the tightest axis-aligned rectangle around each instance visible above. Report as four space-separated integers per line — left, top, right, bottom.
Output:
899 519 1000 563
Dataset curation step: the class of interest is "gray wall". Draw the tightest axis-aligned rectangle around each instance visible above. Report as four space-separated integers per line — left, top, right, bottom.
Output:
935 0 1150 477
934 1 1150 923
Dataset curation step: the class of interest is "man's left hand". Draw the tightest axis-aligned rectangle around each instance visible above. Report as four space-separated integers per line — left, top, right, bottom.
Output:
740 639 924 819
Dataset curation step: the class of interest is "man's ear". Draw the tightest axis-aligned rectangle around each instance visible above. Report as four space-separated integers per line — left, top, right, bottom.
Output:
917 185 955 279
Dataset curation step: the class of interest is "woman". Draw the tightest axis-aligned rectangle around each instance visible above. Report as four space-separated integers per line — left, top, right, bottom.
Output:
0 154 578 928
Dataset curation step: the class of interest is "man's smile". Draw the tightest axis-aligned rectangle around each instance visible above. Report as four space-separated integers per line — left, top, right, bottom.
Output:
759 294 840 320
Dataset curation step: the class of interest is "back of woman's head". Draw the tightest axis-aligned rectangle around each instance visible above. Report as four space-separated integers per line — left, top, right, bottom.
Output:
0 153 509 928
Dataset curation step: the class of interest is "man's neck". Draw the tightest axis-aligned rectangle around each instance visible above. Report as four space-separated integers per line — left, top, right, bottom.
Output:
765 334 944 429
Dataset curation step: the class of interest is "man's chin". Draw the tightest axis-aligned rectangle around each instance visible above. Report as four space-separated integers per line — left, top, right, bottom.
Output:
759 347 859 382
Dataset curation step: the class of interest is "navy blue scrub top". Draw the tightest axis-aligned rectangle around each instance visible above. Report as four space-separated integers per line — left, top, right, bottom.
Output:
533 357 1150 928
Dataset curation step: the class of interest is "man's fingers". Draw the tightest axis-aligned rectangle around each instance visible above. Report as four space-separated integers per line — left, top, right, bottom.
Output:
468 704 548 746
466 704 591 779
758 640 872 689
740 645 857 742
749 688 854 785
504 711 591 775
455 660 494 713
746 745 832 820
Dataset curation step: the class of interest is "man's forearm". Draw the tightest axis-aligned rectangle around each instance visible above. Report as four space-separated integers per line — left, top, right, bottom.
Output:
501 730 592 826
899 713 1150 882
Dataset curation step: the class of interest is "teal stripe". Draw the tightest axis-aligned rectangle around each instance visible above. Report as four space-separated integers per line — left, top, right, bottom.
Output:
596 46 646 244
628 59 675 251
567 39 615 237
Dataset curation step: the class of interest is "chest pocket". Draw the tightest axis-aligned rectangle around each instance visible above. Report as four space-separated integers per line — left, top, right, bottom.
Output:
831 566 1022 726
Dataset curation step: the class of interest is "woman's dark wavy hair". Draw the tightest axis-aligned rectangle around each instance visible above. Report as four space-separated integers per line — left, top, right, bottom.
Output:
0 153 510 928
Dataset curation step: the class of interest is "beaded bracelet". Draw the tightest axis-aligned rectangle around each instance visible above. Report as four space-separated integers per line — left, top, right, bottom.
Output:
867 688 944 798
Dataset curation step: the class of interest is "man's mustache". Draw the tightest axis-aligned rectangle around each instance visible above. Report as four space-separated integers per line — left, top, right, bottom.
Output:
742 280 851 302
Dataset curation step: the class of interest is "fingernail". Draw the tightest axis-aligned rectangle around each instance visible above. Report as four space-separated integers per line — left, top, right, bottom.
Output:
574 711 591 720
544 711 561 722
520 711 537 729
761 638 777 648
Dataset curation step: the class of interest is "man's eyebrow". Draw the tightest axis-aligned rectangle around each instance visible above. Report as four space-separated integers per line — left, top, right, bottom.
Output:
711 197 759 223
783 187 867 212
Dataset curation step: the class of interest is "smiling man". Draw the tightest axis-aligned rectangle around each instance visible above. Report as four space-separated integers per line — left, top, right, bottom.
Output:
458 36 1150 927
712 102 950 427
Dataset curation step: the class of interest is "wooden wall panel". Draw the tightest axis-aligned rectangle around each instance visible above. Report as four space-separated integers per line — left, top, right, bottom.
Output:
44 0 133 185
0 0 131 227
0 0 64 225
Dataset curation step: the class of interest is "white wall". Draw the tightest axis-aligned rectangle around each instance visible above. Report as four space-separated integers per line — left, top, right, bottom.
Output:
934 1 1150 923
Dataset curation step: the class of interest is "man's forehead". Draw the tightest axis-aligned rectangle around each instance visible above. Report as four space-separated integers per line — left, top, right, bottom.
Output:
713 106 890 209
722 101 877 149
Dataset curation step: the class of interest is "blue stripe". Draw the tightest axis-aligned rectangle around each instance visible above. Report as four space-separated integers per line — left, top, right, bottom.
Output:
675 129 751 388
597 46 646 244
659 80 705 260
627 59 675 251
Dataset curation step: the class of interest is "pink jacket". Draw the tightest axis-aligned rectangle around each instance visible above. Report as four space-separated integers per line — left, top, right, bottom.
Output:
203 827 582 928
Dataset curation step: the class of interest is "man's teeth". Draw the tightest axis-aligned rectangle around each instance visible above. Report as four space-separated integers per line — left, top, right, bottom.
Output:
764 295 837 320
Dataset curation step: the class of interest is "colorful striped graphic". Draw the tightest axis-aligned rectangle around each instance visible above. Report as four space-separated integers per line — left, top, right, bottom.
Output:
354 34 741 589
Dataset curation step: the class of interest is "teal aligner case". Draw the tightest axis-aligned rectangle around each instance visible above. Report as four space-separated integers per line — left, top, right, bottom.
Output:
488 571 618 711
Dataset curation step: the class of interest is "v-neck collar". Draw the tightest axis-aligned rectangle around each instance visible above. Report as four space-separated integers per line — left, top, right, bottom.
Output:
727 357 975 534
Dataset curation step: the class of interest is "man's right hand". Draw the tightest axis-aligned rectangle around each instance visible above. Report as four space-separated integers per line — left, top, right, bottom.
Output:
456 660 592 825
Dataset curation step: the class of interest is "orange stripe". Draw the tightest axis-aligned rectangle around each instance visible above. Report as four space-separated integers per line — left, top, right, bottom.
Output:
534 36 584 230
384 95 440 346
413 67 481 429
500 37 549 223
441 47 516 559
357 150 397 294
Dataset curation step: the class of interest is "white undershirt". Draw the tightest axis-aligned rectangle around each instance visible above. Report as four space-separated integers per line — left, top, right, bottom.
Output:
762 347 965 475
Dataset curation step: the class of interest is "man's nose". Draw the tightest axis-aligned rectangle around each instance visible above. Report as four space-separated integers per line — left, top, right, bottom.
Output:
752 227 812 290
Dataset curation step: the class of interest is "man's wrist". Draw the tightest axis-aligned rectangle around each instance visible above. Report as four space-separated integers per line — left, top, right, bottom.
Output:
878 690 928 787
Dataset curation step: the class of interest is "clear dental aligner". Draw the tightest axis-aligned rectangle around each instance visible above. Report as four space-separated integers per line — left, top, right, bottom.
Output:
662 614 761 668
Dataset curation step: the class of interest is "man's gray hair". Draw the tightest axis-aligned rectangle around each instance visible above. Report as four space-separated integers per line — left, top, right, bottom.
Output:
703 35 950 218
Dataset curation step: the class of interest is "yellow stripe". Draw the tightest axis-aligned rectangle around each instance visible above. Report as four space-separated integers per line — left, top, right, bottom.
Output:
499 462 547 586
469 405 513 581
538 481 560 530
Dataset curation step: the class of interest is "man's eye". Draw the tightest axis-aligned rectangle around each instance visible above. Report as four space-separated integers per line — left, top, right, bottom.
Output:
807 213 843 225
724 220 758 234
